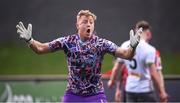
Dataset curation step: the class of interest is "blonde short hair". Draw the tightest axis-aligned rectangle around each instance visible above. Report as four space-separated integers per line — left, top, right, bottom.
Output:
77 10 97 21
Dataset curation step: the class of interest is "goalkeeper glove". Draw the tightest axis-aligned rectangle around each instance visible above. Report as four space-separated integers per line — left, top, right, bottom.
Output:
129 28 142 49
16 21 33 43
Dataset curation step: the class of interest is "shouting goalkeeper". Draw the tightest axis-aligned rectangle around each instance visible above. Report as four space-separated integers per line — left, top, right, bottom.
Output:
16 10 142 102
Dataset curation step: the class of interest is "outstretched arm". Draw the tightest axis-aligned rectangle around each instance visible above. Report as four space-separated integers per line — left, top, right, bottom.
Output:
16 22 51 54
115 46 135 60
28 40 51 54
115 28 142 60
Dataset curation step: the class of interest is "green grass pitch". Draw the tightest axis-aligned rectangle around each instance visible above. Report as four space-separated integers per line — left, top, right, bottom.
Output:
0 43 180 75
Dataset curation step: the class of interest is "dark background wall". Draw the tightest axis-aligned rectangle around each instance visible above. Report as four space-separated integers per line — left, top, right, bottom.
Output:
0 0 180 53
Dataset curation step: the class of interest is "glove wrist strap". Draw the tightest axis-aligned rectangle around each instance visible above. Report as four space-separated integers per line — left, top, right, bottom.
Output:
26 38 33 44
26 37 32 42
130 44 135 49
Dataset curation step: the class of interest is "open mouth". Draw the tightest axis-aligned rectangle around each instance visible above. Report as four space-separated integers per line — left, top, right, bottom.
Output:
87 29 90 33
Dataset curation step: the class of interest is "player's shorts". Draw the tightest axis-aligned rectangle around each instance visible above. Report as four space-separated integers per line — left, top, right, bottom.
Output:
126 91 157 102
62 91 107 102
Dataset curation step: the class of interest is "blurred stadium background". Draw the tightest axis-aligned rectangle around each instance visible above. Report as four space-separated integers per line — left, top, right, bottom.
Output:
0 0 180 102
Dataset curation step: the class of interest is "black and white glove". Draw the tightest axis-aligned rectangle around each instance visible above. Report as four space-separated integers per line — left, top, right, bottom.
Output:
16 21 33 43
129 28 142 49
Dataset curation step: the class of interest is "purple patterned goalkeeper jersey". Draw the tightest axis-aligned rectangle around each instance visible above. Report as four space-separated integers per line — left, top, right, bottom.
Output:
49 34 118 96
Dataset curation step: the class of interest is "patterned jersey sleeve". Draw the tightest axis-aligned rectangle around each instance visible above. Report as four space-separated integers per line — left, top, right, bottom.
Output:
102 39 118 56
48 37 66 52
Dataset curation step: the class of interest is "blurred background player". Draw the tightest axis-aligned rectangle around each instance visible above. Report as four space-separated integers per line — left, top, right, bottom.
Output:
112 59 128 102
109 50 166 102
16 10 142 102
108 20 168 102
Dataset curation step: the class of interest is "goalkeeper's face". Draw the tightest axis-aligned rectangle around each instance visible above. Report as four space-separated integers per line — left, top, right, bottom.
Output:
76 15 95 40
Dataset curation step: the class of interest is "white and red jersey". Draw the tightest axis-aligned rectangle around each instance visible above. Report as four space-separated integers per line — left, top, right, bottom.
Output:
118 40 157 93
155 50 162 71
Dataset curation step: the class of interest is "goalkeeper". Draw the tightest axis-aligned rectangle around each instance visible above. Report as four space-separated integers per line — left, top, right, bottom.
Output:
16 10 142 102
